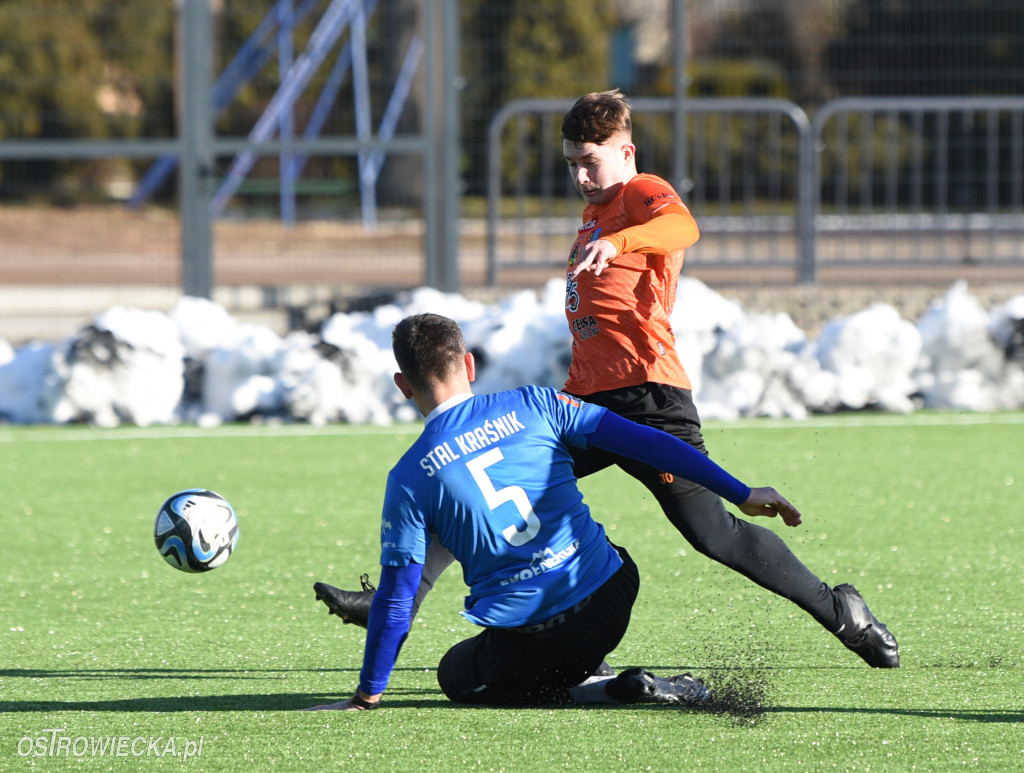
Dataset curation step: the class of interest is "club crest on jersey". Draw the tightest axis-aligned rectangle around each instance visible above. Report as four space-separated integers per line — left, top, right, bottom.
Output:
567 240 580 269
573 224 602 272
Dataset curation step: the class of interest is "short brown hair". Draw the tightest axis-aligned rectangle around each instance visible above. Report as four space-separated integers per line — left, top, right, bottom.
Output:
560 89 632 145
392 313 466 391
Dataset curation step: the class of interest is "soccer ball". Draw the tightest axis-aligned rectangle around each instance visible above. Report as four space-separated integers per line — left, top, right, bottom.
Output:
154 489 239 572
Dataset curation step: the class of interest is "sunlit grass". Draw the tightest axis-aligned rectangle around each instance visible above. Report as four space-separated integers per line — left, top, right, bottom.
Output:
1 414 1021 770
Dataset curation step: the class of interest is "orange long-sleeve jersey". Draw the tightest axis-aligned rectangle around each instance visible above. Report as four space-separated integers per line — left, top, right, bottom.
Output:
563 173 700 395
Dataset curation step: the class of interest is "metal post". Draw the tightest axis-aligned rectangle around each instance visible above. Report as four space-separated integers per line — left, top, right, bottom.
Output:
672 0 688 195
352 0 377 225
278 0 296 225
797 107 816 283
443 0 461 292
427 0 460 292
179 0 215 299
432 0 460 292
421 0 437 288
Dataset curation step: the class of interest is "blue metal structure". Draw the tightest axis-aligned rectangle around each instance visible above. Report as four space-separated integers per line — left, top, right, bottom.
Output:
128 0 322 210
131 0 421 228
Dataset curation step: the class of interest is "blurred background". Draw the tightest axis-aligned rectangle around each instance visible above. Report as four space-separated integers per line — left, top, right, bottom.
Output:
1 0 1023 343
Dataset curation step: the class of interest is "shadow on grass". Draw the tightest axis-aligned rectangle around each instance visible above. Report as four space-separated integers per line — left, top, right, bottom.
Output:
0 694 372 713
3 668 1021 723
0 666 395 713
0 694 475 713
3 692 1021 722
0 667 354 681
0 668 448 713
761 706 1024 724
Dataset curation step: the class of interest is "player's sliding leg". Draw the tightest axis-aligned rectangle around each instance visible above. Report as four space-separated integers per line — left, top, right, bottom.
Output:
437 544 639 706
410 535 456 618
569 668 709 705
313 574 376 625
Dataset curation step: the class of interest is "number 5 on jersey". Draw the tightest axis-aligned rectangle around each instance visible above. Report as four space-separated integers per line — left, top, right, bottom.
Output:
466 448 540 546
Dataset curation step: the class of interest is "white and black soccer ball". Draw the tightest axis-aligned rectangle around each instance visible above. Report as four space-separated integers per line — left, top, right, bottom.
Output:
154 489 239 572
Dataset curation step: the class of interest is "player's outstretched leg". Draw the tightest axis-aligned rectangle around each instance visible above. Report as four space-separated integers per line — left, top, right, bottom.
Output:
832 584 900 668
313 574 376 627
655 487 902 667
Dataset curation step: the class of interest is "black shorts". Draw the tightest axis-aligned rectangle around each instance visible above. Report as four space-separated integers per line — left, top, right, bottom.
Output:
569 382 710 498
436 543 639 706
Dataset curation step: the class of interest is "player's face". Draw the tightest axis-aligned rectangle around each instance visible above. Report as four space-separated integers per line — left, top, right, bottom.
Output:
562 134 636 206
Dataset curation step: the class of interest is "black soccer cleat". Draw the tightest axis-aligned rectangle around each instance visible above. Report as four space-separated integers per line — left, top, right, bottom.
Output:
313 574 376 628
833 583 900 668
604 667 710 706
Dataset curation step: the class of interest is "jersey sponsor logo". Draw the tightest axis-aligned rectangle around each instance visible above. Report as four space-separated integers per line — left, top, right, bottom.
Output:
498 539 580 586
643 191 676 207
570 314 599 341
578 218 597 233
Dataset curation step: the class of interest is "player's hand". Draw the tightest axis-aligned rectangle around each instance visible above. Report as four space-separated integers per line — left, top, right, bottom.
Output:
737 486 802 527
571 239 618 277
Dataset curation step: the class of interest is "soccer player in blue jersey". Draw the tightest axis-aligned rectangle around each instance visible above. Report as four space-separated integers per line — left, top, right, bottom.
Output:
305 314 802 711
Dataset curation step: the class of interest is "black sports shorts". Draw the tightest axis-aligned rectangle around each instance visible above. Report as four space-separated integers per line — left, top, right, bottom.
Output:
436 543 639 706
569 382 710 498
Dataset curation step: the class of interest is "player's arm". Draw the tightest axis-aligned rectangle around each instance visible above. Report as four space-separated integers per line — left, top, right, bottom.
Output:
584 411 802 526
353 561 423 706
304 561 423 711
572 206 698 277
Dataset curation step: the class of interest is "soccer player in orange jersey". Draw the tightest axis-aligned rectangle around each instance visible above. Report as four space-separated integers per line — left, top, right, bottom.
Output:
558 90 897 668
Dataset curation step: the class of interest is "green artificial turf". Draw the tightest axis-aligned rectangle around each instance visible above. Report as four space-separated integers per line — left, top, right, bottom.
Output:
1 414 1022 771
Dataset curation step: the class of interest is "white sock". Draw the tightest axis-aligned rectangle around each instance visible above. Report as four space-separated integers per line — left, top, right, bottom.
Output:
568 675 619 704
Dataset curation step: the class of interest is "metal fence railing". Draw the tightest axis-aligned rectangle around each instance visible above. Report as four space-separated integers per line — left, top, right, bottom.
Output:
485 96 1024 285
811 97 1024 275
486 97 814 284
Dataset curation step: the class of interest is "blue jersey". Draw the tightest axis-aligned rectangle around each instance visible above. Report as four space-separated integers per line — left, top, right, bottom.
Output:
379 385 622 628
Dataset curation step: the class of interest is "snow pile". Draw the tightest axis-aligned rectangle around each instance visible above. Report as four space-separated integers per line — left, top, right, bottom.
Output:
1 278 1022 426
